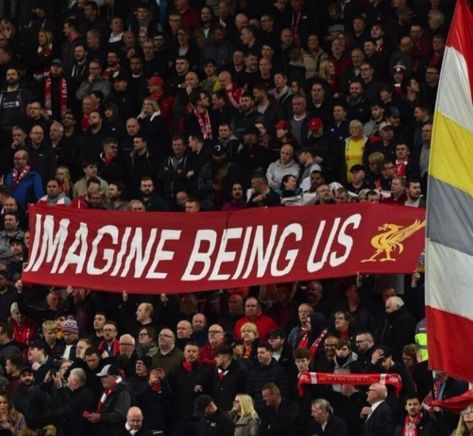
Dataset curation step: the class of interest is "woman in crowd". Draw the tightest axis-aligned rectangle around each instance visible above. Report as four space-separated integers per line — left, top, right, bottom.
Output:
453 405 473 436
0 391 26 434
229 394 259 436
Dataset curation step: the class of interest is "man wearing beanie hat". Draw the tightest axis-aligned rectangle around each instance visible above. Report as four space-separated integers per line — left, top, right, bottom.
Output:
62 319 79 360
127 355 152 397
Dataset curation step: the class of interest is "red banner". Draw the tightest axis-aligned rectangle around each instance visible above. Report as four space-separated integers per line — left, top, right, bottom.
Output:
297 372 403 397
23 204 425 294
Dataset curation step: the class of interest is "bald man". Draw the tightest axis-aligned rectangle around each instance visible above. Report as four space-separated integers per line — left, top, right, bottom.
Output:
116 407 152 435
361 383 394 435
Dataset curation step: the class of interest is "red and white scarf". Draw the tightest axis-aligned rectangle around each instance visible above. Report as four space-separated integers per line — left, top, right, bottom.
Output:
217 367 229 380
194 108 213 139
44 76 68 119
402 412 423 436
423 373 448 416
298 328 327 361
95 376 122 413
297 371 403 397
12 165 31 188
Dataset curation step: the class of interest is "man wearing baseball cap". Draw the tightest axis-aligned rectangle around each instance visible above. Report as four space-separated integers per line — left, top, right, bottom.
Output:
193 394 234 435
84 363 131 436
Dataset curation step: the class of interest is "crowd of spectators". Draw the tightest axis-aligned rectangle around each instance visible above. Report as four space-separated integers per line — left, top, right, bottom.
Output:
0 0 468 435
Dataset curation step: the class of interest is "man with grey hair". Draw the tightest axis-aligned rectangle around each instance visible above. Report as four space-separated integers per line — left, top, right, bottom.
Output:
383 295 416 361
361 383 393 435
308 398 348 435
57 367 95 435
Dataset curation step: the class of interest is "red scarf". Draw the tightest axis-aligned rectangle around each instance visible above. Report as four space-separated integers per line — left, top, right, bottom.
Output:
95 376 122 413
242 343 252 359
194 108 212 139
297 372 403 397
182 361 193 373
98 339 120 357
423 373 448 416
12 165 31 187
395 159 408 177
403 412 423 436
298 328 327 361
226 86 242 109
34 45 52 80
44 76 68 119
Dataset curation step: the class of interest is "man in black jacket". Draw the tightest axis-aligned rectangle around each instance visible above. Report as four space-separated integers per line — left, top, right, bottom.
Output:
360 383 394 436
306 398 348 436
168 342 211 436
85 363 132 436
116 407 153 436
211 345 247 412
56 367 95 436
194 394 234 436
260 383 299 436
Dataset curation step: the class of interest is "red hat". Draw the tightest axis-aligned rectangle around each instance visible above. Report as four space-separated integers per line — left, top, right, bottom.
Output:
148 75 164 87
309 117 323 131
275 119 289 130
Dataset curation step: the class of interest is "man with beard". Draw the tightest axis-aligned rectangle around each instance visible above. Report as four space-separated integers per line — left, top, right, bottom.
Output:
76 111 107 163
68 43 89 99
221 182 247 211
12 366 40 415
346 80 370 123
184 89 218 142
104 182 128 211
0 67 34 133
42 59 69 120
138 177 169 211
404 179 425 208
109 73 139 123
395 395 432 436
315 183 335 205
232 93 261 139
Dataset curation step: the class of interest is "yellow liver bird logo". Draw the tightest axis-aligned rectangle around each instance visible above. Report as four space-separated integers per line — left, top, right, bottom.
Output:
361 219 426 263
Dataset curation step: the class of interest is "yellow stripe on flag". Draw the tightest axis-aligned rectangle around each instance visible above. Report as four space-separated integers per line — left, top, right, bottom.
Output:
430 110 473 196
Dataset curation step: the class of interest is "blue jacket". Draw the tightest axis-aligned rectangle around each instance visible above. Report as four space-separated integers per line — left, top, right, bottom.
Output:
6 170 44 209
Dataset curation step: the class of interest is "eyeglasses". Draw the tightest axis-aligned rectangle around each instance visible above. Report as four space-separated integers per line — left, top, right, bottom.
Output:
159 333 173 338
119 343 134 346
